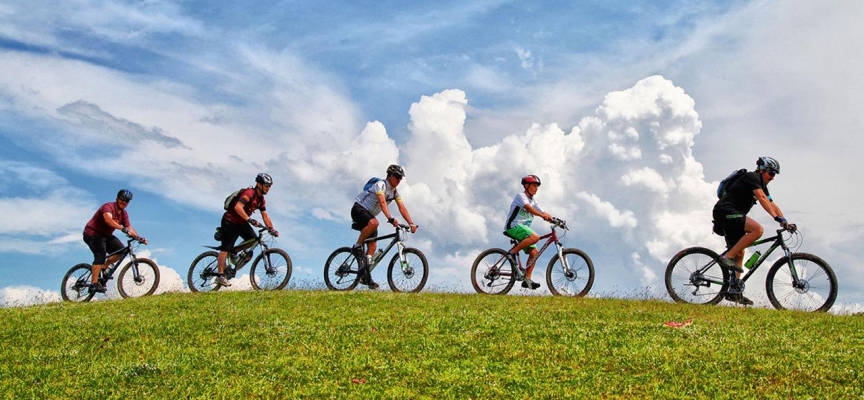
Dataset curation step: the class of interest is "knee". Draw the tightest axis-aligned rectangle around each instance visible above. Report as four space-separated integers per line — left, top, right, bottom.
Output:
367 219 379 229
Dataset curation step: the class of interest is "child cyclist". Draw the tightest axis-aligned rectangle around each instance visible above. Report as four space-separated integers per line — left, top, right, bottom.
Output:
504 174 555 290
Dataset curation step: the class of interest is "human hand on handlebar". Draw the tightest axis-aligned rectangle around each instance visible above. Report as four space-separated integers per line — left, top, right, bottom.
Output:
247 218 261 227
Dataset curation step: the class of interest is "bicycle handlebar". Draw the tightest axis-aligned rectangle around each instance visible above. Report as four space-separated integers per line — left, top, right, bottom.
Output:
550 217 568 230
247 219 277 235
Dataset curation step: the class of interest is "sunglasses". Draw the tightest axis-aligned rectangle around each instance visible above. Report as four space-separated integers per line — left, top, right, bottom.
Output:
767 170 777 177
392 175 403 181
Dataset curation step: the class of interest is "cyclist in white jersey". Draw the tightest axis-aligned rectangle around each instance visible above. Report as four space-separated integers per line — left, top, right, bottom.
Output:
350 164 418 288
504 174 554 290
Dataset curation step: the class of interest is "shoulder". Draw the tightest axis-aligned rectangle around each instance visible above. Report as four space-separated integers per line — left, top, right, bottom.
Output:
374 180 388 193
513 193 529 204
99 202 115 212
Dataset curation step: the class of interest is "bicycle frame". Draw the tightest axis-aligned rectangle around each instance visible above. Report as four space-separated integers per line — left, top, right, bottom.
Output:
102 238 136 280
361 224 410 273
700 229 795 287
509 223 569 273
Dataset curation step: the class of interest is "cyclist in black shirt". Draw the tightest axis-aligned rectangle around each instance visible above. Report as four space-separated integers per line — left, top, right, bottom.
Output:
712 156 794 305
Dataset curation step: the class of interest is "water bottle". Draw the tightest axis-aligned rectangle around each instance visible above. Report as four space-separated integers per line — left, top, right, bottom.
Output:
372 249 384 264
236 249 253 268
744 251 761 270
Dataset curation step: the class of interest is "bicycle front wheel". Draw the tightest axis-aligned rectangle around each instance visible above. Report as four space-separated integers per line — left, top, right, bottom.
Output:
471 248 516 295
323 247 361 291
546 249 594 297
766 253 837 312
665 247 729 305
188 251 221 293
118 258 160 298
387 248 429 293
250 248 292 290
61 263 95 302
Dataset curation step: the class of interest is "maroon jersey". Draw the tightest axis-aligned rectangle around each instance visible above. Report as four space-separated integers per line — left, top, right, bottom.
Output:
223 188 266 225
83 202 129 236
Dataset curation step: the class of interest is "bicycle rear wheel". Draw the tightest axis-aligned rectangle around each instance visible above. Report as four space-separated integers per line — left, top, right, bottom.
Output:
765 253 837 312
546 248 594 297
387 248 429 293
118 258 160 298
665 247 729 305
471 248 516 295
324 247 361 291
188 251 222 293
61 263 95 302
250 248 292 290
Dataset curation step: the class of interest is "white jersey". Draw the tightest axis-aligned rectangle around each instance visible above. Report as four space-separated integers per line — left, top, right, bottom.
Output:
504 192 544 230
355 179 400 216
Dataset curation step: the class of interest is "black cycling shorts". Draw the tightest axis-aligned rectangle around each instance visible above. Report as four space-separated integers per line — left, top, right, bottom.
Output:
219 216 256 252
713 209 746 250
350 202 378 237
83 234 124 265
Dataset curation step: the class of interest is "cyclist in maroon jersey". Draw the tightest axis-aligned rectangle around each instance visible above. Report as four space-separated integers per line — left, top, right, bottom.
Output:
82 189 147 293
215 173 279 287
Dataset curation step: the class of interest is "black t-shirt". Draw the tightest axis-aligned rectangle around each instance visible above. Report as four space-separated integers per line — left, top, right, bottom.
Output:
713 171 770 215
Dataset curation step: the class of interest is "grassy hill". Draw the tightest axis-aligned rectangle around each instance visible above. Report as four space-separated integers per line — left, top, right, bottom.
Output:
1 290 861 399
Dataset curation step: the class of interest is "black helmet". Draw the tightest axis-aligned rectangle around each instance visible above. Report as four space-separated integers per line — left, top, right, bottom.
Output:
117 189 133 201
756 156 780 174
255 173 273 185
521 174 541 186
386 164 405 177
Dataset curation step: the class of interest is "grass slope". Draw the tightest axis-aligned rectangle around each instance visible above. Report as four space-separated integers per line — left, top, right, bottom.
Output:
1 291 861 399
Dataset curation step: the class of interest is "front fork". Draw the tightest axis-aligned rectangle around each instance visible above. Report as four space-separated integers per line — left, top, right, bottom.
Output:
554 243 571 274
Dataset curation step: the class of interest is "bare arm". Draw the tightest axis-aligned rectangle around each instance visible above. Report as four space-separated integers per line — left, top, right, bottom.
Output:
395 199 418 233
754 188 789 226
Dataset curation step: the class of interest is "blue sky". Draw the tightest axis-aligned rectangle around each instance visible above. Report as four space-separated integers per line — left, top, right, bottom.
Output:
2 0 863 311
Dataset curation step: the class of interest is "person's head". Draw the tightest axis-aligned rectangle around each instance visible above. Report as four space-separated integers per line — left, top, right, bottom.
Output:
521 174 541 197
255 173 273 194
386 164 405 187
116 189 133 209
756 156 779 183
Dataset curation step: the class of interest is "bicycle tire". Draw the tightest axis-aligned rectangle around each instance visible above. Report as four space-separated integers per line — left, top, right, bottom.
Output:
765 253 837 312
665 247 730 305
250 248 292 290
117 258 160 298
188 251 222 293
386 248 429 293
323 247 361 291
61 263 96 302
470 248 516 295
546 248 594 297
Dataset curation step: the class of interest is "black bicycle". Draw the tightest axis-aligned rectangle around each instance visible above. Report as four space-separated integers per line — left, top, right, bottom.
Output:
665 227 837 312
324 224 428 293
187 221 292 292
61 236 159 302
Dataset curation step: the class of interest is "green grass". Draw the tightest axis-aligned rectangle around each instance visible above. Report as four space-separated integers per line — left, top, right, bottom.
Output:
1 291 862 399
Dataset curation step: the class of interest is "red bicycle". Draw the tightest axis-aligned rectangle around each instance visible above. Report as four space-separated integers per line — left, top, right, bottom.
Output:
470 218 595 296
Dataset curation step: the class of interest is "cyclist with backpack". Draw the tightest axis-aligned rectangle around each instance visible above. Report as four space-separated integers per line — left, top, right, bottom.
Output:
82 189 147 293
713 157 794 305
215 173 279 287
350 164 418 289
503 174 555 290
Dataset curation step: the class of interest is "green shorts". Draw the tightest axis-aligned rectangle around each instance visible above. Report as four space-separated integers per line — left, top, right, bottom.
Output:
505 225 537 253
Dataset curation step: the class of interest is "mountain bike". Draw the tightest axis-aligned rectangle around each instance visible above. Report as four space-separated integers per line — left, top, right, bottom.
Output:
324 223 428 293
665 227 837 312
61 235 159 302
471 218 595 296
187 221 292 292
